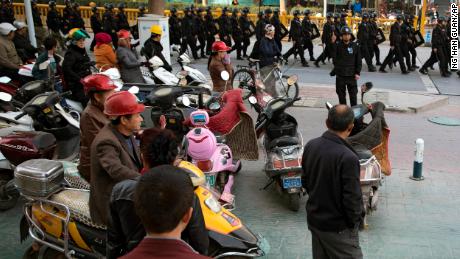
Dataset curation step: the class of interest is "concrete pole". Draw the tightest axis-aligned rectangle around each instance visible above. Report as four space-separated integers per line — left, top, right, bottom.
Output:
24 0 37 48
324 0 327 17
280 0 286 14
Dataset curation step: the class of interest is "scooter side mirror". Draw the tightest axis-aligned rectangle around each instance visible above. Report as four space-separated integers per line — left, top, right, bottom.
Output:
248 96 257 104
220 71 230 81
361 82 373 93
0 76 12 84
325 101 333 110
0 92 12 102
128 86 140 94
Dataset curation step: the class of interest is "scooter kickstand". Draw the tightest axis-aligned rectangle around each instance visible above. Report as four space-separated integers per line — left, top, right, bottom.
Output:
260 179 275 191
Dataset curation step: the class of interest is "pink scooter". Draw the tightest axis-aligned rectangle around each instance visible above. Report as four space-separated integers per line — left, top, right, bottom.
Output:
185 110 241 206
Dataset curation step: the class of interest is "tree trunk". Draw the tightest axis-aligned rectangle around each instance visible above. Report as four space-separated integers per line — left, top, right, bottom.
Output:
149 0 165 15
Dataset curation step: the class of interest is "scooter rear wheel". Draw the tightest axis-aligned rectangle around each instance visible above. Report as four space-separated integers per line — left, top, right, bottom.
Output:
287 193 300 212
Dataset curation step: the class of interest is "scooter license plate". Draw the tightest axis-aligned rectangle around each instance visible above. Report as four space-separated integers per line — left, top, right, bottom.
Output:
282 176 302 189
206 175 216 187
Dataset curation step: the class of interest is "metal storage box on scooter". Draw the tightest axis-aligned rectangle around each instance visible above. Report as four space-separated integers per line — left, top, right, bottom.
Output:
14 159 64 197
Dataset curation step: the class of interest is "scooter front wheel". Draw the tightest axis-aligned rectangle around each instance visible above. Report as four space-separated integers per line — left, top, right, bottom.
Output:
287 193 300 212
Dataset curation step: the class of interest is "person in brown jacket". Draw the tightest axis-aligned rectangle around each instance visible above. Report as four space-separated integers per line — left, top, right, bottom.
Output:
207 41 233 92
0 22 21 80
78 74 117 182
89 91 145 225
94 32 117 71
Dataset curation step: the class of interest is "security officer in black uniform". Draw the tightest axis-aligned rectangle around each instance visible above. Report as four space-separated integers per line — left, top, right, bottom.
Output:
379 15 409 74
116 3 130 31
103 3 118 48
369 13 381 65
239 7 252 58
230 8 243 60
255 11 266 41
419 17 450 77
204 7 217 55
196 8 208 58
283 10 308 67
302 9 315 61
400 15 414 71
217 7 232 48
330 26 362 106
314 13 335 67
47 1 66 50
406 15 419 69
169 8 182 47
333 13 340 32
0 0 15 24
180 7 199 60
31 0 46 48
71 3 85 29
90 6 103 51
271 8 286 52
62 0 73 34
357 13 376 72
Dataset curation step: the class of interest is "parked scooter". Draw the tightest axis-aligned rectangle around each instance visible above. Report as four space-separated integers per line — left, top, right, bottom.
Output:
326 82 390 228
17 159 268 258
0 91 80 210
252 77 304 211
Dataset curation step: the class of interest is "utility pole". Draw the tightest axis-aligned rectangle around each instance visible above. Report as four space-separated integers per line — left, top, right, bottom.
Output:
149 0 165 15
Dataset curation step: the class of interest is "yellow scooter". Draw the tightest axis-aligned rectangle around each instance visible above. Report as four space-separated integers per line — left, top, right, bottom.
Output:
18 160 268 258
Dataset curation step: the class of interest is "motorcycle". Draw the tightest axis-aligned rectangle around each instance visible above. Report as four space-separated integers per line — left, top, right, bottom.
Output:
326 82 390 228
17 159 268 258
0 91 80 210
251 76 304 211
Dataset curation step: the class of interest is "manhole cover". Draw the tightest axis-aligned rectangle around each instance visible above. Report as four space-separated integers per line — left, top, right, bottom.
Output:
428 117 460 126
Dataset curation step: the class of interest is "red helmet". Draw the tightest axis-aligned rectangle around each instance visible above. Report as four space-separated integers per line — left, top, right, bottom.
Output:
104 91 145 117
212 41 231 52
81 74 117 95
117 29 131 39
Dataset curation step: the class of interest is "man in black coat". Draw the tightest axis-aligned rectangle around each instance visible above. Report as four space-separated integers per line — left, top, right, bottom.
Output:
357 13 376 72
369 13 381 65
180 7 199 60
255 11 266 41
302 9 315 61
419 17 450 77
204 7 217 55
406 15 419 69
314 13 335 67
196 8 208 58
103 3 118 48
90 6 103 51
379 15 409 74
270 8 286 52
46 1 65 50
217 7 233 48
302 104 364 259
0 0 15 24
239 7 252 58
283 10 308 67
399 14 414 71
330 26 362 106
231 8 243 60
169 8 182 47
116 3 130 31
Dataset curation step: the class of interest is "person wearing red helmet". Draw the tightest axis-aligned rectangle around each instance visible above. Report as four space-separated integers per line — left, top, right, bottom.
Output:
116 29 145 83
207 41 233 92
78 74 117 182
89 91 145 225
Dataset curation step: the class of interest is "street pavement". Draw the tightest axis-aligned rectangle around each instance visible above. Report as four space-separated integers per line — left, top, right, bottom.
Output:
0 38 460 258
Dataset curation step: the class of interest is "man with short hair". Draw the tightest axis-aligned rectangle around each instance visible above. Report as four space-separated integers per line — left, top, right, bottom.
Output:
121 165 210 259
302 104 364 259
142 25 172 72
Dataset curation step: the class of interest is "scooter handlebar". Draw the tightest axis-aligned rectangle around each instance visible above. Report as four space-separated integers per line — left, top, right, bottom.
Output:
14 111 27 120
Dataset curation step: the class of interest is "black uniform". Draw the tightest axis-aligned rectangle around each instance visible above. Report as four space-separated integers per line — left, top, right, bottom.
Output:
47 6 62 34
380 20 408 74
315 18 335 66
217 10 233 47
70 4 85 29
116 7 130 31
400 20 413 70
231 10 243 59
255 12 268 41
406 18 418 68
369 17 381 65
61 3 73 34
357 18 376 71
180 10 199 59
169 11 182 46
420 22 450 76
196 11 207 58
143 38 172 72
90 8 103 51
0 1 15 24
302 13 315 61
270 12 286 52
204 10 218 55
103 8 118 48
283 15 307 66
330 39 362 106
239 11 252 57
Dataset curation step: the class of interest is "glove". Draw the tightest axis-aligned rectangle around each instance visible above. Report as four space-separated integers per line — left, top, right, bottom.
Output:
223 54 231 65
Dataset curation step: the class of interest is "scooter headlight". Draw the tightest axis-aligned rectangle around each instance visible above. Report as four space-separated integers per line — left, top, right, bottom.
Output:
205 196 221 213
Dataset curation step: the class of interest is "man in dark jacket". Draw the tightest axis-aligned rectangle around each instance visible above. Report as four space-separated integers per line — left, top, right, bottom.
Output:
61 0 73 34
103 3 118 48
270 8 286 52
142 25 172 72
369 13 381 65
419 17 450 77
217 7 232 48
283 10 308 67
230 8 243 60
90 6 103 51
302 104 364 259
259 24 281 97
107 128 209 258
169 8 182 47
379 15 409 74
180 7 199 60
315 13 335 67
116 3 130 31
239 8 252 58
302 9 316 61
31 0 46 48
47 1 65 51
330 26 362 106
204 7 217 55
357 13 376 72
255 11 266 41
406 15 419 69
0 0 15 24
399 15 413 71
196 8 208 58
71 3 85 29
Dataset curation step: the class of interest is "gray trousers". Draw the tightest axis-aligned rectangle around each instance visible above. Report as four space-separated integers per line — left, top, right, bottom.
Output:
309 226 363 259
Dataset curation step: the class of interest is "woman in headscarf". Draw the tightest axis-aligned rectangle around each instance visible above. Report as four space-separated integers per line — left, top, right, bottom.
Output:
94 32 117 71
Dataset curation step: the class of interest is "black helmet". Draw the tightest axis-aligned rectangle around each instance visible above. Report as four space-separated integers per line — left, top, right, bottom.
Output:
333 13 340 19
362 13 369 19
274 8 279 14
171 7 177 13
326 12 333 18
49 1 56 7
370 13 376 18
265 8 273 15
118 3 125 9
340 26 352 35
242 7 249 14
293 10 300 16
91 6 98 12
396 14 403 21
304 9 311 15
105 3 114 10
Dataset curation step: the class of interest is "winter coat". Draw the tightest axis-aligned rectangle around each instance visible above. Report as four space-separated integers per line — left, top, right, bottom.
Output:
259 36 281 68
330 40 362 77
0 35 21 70
78 101 109 182
62 44 91 91
94 44 117 70
89 124 142 225
32 51 62 80
209 55 233 92
13 33 38 62
142 38 172 72
116 46 145 84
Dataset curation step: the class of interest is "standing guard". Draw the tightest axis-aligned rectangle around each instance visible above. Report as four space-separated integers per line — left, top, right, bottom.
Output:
271 8 287 52
116 3 130 31
169 8 182 48
196 8 208 58
204 7 218 55
231 8 243 60
217 7 232 48
239 7 252 58
314 13 335 67
180 7 199 60
103 3 118 48
90 6 103 51
255 11 266 41
369 13 381 65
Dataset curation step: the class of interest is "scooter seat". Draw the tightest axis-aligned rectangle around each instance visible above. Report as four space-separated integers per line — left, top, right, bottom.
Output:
268 136 300 149
51 189 106 230
353 144 373 160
